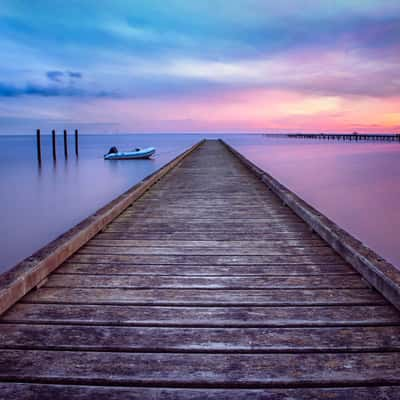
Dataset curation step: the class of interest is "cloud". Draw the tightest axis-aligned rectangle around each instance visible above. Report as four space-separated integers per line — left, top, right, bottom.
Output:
111 46 400 98
46 70 64 82
0 82 82 97
0 81 113 98
67 71 82 79
2 43 399 102
0 69 96 98
46 70 82 83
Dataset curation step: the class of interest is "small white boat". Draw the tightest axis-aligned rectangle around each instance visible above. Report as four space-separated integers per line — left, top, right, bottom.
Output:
104 146 156 160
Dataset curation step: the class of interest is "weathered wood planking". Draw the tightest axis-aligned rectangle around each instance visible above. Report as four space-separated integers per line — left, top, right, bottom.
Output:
88 238 328 247
22 287 384 306
96 231 321 240
43 274 367 289
57 262 355 276
68 254 343 265
2 324 400 352
4 303 400 327
78 244 337 255
1 139 400 398
1 350 400 386
0 384 399 400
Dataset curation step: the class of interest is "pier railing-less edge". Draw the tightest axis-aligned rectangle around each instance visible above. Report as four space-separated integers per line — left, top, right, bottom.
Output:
221 139 400 312
0 140 205 315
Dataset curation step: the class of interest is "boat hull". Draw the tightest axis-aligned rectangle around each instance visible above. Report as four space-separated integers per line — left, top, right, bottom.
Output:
104 147 156 160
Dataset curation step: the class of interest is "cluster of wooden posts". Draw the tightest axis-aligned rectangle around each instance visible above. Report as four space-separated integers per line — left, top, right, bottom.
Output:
287 133 400 141
36 128 79 164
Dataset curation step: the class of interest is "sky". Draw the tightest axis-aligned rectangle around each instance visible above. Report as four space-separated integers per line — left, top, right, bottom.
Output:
0 0 400 134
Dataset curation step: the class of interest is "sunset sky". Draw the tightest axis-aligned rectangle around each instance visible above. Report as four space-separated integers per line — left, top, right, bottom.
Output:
1 0 400 134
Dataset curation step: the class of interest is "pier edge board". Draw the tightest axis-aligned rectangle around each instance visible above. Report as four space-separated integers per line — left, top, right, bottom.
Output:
1 383 400 400
0 140 205 316
221 139 400 311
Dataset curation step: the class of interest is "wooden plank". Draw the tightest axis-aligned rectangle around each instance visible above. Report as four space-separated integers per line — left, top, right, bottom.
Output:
0 383 399 400
150 180 268 185
134 186 275 191
1 349 400 387
126 206 293 214
115 205 294 213
126 206 291 212
132 189 281 195
78 245 336 256
121 214 300 221
123 213 298 219
68 254 343 265
137 198 275 203
57 262 354 276
96 232 320 241
44 274 366 289
147 185 269 190
104 224 311 233
116 216 304 223
22 287 384 306
88 238 328 248
1 324 400 352
3 303 399 327
138 199 275 204
140 194 273 200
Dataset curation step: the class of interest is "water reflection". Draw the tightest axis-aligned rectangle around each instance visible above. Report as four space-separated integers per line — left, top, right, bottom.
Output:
225 135 400 269
0 134 200 272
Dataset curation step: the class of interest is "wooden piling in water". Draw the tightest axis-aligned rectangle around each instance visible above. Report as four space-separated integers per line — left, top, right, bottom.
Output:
51 129 56 161
63 129 68 159
74 129 79 157
36 129 41 164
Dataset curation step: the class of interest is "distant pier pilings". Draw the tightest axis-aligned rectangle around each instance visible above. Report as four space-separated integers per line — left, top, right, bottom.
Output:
287 133 400 142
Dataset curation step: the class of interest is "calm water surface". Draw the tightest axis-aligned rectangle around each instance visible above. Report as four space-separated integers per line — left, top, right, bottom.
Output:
0 133 399 273
225 135 400 268
0 134 200 272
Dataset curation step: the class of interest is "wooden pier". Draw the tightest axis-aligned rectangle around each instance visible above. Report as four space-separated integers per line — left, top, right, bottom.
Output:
1 140 400 398
288 133 400 141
